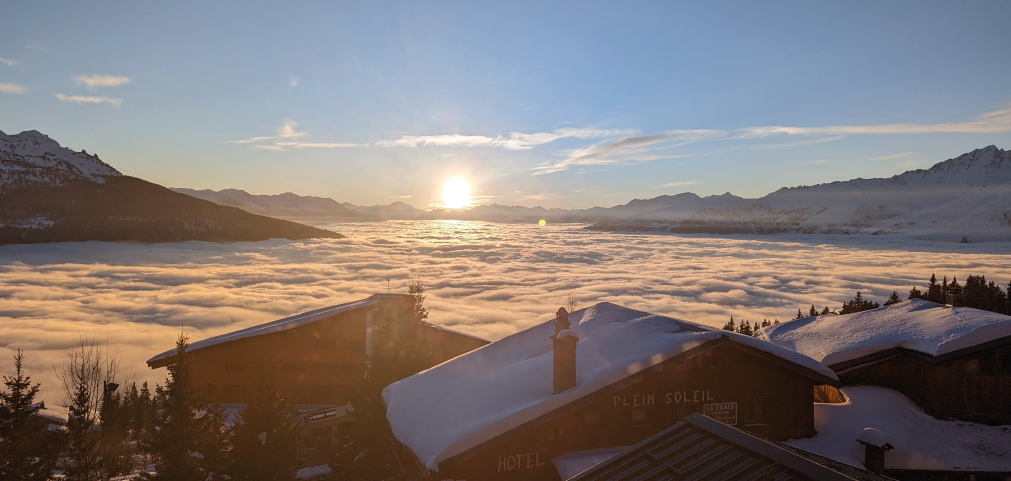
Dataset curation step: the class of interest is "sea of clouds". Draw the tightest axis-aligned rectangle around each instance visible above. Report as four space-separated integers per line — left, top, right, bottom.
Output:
1 220 1009 404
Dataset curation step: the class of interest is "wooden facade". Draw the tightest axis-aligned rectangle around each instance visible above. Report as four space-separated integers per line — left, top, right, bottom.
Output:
420 336 837 481
830 336 1011 425
147 294 489 405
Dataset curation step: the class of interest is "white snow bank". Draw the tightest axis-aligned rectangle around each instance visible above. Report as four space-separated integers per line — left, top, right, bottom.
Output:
36 407 68 424
552 446 629 480
856 427 892 448
383 302 836 471
296 464 331 479
147 298 377 363
757 299 1011 366
785 386 1011 471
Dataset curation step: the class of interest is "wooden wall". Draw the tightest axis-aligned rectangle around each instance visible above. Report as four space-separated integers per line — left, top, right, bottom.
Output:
837 343 1011 425
432 340 820 481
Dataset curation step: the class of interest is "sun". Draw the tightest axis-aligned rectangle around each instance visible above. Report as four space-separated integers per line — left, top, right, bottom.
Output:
442 178 472 209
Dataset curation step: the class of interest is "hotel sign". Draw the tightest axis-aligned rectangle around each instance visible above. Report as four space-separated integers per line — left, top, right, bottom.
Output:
307 408 339 424
703 402 738 425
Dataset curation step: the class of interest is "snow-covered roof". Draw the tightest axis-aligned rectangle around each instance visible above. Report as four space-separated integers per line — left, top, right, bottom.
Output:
147 298 378 365
552 446 629 480
757 299 1011 366
785 386 1011 471
383 302 838 471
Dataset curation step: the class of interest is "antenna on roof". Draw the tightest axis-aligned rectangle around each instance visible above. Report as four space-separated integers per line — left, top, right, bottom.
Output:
387 279 391 294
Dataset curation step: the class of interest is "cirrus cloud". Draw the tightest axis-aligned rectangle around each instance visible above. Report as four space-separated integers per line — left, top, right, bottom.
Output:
0 83 27 95
55 93 122 107
74 74 131 89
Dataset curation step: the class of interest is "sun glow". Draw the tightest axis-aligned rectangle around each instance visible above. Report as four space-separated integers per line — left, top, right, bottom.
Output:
442 178 472 209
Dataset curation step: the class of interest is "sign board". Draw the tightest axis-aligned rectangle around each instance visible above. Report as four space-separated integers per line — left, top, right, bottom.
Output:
703 402 738 426
307 408 339 424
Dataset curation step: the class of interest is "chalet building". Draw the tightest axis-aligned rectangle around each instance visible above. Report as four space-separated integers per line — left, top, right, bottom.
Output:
759 299 1011 425
567 413 893 481
146 293 488 460
383 302 839 481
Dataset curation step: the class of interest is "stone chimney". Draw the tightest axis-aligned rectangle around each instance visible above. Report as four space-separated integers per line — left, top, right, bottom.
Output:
552 307 578 394
857 428 894 474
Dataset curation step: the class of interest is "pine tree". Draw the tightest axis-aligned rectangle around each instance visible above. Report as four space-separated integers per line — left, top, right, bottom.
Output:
144 332 205 481
908 286 923 300
820 306 831 315
99 383 135 478
808 305 817 317
795 309 803 320
332 288 434 479
226 367 299 481
927 273 943 303
884 291 902 306
722 316 735 332
0 350 65 480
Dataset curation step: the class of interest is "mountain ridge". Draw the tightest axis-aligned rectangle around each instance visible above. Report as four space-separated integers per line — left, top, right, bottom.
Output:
0 130 343 245
180 145 1010 242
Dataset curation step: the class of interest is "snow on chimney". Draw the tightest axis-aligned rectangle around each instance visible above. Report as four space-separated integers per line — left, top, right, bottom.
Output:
553 307 579 395
857 427 894 474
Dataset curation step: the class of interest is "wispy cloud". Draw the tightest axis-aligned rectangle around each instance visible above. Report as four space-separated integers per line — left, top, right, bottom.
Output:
0 58 20 67
869 152 912 161
523 193 565 200
289 76 299 87
376 128 633 150
0 83 27 95
74 74 131 89
810 159 829 165
55 93 122 107
228 120 366 151
657 180 702 188
736 106 1011 138
532 130 723 175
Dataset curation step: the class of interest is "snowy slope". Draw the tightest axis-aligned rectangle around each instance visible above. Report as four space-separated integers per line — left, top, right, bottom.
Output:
0 130 120 190
756 299 1011 366
383 302 836 471
785 386 1011 471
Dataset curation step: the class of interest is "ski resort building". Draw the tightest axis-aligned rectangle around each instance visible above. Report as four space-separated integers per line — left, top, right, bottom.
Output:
146 293 488 461
383 302 840 481
758 299 1011 425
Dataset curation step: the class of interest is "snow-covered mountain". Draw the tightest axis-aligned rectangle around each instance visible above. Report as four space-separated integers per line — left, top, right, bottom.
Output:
588 146 1011 242
173 188 367 220
0 130 341 244
0 130 121 191
177 145 1011 242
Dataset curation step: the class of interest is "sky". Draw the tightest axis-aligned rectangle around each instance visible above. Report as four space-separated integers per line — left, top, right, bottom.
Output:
2 1 1011 209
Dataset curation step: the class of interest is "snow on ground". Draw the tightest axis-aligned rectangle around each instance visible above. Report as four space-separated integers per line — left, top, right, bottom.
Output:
383 302 836 471
757 299 1011 365
786 386 1011 471
552 446 629 480
295 464 332 479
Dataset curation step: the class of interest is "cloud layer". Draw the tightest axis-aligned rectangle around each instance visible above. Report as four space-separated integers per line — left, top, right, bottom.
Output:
1 222 1008 404
227 120 367 150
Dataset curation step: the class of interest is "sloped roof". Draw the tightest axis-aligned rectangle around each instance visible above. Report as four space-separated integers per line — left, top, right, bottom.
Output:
569 412 894 481
757 299 1011 367
383 302 837 471
147 298 378 365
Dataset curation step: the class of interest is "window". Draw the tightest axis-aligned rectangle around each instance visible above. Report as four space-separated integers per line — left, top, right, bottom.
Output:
583 410 601 425
631 408 649 426
224 361 248 373
743 397 770 424
284 362 307 373
964 358 980 374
